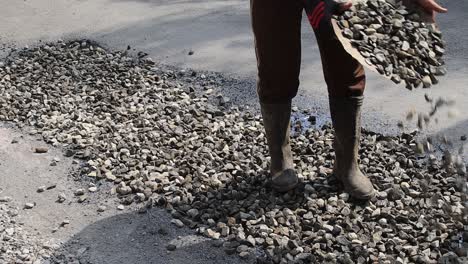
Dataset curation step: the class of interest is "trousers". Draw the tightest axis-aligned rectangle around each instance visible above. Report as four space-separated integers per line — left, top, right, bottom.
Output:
251 0 366 104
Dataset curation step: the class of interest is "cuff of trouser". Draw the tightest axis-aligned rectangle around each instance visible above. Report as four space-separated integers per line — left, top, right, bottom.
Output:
328 95 364 107
260 100 292 108
257 90 298 104
257 78 299 104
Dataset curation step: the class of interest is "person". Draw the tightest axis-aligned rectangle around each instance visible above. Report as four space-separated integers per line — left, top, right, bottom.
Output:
251 0 447 200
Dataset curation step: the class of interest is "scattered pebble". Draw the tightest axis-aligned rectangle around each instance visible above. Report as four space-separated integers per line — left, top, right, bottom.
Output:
78 196 87 203
33 147 49 153
171 219 185 228
60 219 70 227
57 193 66 203
24 203 35 209
166 244 177 251
74 189 85 196
97 205 106 212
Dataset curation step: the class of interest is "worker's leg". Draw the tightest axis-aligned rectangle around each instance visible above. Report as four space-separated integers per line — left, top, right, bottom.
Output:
306 0 375 199
251 0 303 192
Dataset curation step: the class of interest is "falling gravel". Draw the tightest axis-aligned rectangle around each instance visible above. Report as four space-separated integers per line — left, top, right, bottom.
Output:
0 40 466 263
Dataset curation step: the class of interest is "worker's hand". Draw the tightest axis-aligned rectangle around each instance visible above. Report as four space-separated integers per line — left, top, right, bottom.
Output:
328 0 353 14
305 0 353 29
404 0 448 22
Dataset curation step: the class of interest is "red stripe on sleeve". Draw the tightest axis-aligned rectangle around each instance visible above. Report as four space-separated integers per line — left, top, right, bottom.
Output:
313 12 325 28
308 1 324 22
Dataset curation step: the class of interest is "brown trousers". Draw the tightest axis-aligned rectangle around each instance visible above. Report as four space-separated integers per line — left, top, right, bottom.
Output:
251 0 366 104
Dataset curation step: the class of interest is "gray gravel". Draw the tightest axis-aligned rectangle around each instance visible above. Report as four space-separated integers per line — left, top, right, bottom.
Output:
0 197 56 263
0 40 466 263
335 0 446 90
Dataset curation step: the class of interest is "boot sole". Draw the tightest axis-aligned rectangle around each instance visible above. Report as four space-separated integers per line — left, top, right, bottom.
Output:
335 176 376 201
348 189 376 201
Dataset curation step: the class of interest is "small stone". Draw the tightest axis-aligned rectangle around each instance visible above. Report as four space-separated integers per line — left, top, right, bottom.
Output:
365 28 377 35
205 228 221 239
239 212 252 220
322 224 334 233
227 217 236 226
78 196 87 203
166 244 177 251
88 186 98 192
34 147 49 153
393 19 403 28
24 203 35 209
237 245 250 253
401 41 410 51
37 186 46 193
461 135 467 141
332 225 343 236
97 205 106 212
372 208 381 217
65 149 75 157
378 218 388 226
375 53 386 63
57 193 66 203
116 184 132 195
171 219 185 228
239 251 250 259
117 205 125 210
74 189 85 196
391 75 401 84
246 235 256 247
187 208 199 218
422 76 432 88
343 28 354 38
46 184 57 190
341 207 351 216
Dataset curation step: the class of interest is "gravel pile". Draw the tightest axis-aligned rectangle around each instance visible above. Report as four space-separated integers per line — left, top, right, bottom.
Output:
334 0 446 89
0 40 466 263
0 197 56 263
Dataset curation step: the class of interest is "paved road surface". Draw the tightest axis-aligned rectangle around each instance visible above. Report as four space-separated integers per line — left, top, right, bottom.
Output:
1 1 466 263
1 0 466 143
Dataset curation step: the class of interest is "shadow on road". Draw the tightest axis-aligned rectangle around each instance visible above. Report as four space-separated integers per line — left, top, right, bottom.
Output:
50 208 247 264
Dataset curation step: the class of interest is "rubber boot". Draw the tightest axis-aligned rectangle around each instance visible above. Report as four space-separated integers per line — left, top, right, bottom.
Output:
329 95 375 200
260 101 298 192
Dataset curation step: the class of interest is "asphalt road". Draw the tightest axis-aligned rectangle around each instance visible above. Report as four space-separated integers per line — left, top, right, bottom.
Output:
2 0 466 146
0 1 466 263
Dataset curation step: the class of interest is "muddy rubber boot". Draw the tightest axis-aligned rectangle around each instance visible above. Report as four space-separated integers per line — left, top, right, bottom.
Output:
260 101 298 192
329 95 375 200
